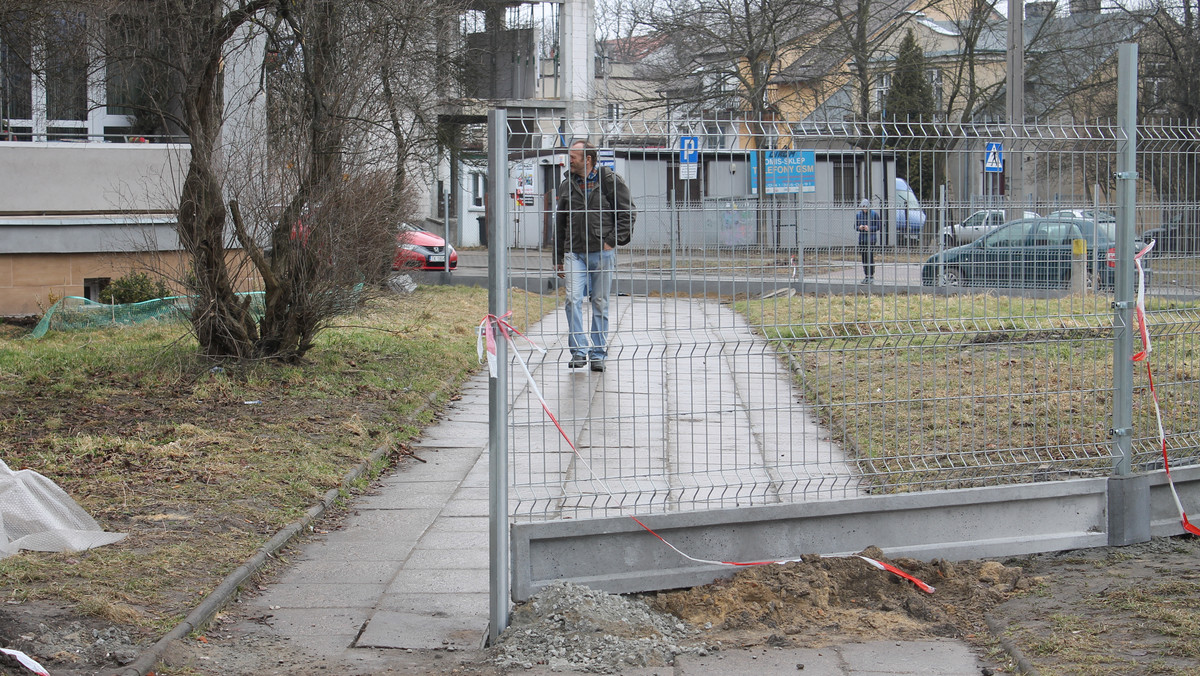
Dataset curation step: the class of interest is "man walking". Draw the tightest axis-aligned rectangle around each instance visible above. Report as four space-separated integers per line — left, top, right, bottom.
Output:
555 140 636 372
856 198 881 284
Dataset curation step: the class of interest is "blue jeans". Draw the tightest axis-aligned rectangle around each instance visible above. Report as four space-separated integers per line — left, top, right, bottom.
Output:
563 250 615 361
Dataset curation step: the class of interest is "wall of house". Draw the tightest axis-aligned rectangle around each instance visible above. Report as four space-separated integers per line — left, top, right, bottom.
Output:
0 142 187 214
0 251 180 316
0 249 263 318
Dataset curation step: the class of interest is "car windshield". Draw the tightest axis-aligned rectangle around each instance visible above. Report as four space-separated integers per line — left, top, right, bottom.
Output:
1071 219 1116 242
984 220 1034 247
963 212 989 227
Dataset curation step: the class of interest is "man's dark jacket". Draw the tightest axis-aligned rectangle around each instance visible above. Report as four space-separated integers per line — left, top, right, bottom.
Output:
555 165 636 264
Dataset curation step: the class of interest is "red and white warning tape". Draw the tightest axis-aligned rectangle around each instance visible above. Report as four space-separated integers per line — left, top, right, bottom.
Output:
477 313 935 593
0 648 49 676
1131 240 1200 536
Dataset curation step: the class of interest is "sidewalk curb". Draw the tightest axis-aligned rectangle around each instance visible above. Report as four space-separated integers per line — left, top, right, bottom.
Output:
106 389 450 676
985 614 1041 676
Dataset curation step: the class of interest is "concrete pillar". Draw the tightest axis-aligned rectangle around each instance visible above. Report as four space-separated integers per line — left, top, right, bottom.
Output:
560 0 595 121
1108 473 1151 546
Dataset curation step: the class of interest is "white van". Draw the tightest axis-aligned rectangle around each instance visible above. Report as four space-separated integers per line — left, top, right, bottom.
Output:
894 178 927 246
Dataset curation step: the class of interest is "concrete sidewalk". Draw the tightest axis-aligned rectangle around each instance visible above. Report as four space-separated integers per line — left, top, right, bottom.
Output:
223 296 992 675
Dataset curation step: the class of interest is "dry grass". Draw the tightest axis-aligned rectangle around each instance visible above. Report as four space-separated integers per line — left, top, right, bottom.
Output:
0 285 544 634
739 291 1200 490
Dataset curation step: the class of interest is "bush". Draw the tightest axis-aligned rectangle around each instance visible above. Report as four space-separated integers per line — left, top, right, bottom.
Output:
99 272 171 305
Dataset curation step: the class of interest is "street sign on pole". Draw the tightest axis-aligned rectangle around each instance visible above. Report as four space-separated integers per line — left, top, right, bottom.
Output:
680 136 699 180
985 142 1004 173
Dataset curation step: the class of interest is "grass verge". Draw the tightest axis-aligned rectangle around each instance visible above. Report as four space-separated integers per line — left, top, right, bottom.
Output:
738 291 1200 490
0 285 538 635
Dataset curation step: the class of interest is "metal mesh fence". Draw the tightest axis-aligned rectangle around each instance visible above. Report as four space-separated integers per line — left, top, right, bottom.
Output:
498 114 1200 523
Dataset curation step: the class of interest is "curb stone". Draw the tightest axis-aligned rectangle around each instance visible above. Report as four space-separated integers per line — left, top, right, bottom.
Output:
106 388 450 676
985 614 1041 676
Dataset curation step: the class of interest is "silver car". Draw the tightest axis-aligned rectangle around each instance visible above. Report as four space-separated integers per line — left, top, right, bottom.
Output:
940 209 1040 247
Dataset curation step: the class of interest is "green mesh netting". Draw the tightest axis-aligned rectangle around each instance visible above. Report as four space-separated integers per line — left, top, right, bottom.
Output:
30 292 267 339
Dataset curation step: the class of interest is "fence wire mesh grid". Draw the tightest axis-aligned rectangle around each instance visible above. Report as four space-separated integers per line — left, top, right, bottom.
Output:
494 115 1200 523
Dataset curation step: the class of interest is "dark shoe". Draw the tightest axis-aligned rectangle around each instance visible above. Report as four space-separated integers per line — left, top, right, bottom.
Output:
590 360 605 372
568 354 588 369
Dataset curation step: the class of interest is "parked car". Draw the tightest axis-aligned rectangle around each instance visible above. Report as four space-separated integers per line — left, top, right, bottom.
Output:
1046 209 1116 224
1141 208 1200 254
921 216 1133 290
893 177 927 246
939 209 1041 247
394 223 457 271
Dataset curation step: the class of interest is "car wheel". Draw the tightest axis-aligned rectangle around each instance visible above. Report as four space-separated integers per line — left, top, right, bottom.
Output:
942 267 963 287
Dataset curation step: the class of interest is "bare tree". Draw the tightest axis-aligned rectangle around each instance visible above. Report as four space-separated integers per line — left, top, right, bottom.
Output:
1118 0 1200 248
936 0 1006 124
638 0 826 121
88 0 462 361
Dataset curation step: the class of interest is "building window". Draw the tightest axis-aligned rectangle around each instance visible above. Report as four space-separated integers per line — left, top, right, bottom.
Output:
1143 60 1169 114
1 11 137 142
703 121 727 149
927 68 943 111
832 159 856 203
45 12 87 122
1 20 34 123
83 278 111 302
605 102 623 121
471 172 487 208
874 73 891 115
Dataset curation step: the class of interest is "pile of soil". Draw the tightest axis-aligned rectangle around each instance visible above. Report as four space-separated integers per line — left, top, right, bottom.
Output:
642 546 1031 648
487 546 1031 674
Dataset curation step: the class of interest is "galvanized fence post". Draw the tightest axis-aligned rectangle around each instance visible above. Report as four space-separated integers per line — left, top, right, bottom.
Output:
487 108 510 644
1108 43 1152 547
1112 43 1138 477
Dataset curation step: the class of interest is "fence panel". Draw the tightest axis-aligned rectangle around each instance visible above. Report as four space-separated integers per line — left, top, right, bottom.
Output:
498 115 1200 524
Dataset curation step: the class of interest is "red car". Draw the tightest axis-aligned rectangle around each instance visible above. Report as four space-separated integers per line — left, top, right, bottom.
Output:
394 223 458 271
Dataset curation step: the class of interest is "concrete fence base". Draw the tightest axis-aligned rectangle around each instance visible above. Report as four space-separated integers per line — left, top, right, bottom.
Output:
511 465 1200 601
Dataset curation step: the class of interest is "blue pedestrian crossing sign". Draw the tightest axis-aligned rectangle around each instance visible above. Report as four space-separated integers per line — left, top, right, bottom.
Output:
985 142 1003 173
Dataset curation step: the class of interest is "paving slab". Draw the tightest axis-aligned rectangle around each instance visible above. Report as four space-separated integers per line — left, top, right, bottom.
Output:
374 592 489 616
672 646 842 675
255 582 386 608
356 611 486 650
382 568 489 595
289 537 418 562
325 508 441 540
223 298 991 676
403 546 490 569
423 516 488 533
236 607 368 638
271 559 401 585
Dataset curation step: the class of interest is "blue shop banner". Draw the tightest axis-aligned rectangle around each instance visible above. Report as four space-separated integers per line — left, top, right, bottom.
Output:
750 150 816 194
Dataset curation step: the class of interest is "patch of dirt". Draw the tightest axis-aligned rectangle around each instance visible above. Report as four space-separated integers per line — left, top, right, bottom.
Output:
642 546 1028 650
986 536 1200 675
5 538 1200 675
0 602 143 676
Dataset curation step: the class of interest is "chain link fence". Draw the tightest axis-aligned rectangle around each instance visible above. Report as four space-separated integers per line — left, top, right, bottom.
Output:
495 113 1200 523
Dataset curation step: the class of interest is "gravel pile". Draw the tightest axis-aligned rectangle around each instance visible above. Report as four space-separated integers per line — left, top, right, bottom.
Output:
5 621 139 669
492 581 707 673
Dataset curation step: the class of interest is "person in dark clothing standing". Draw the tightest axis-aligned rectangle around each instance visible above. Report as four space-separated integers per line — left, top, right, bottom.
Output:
554 140 636 372
856 199 881 284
